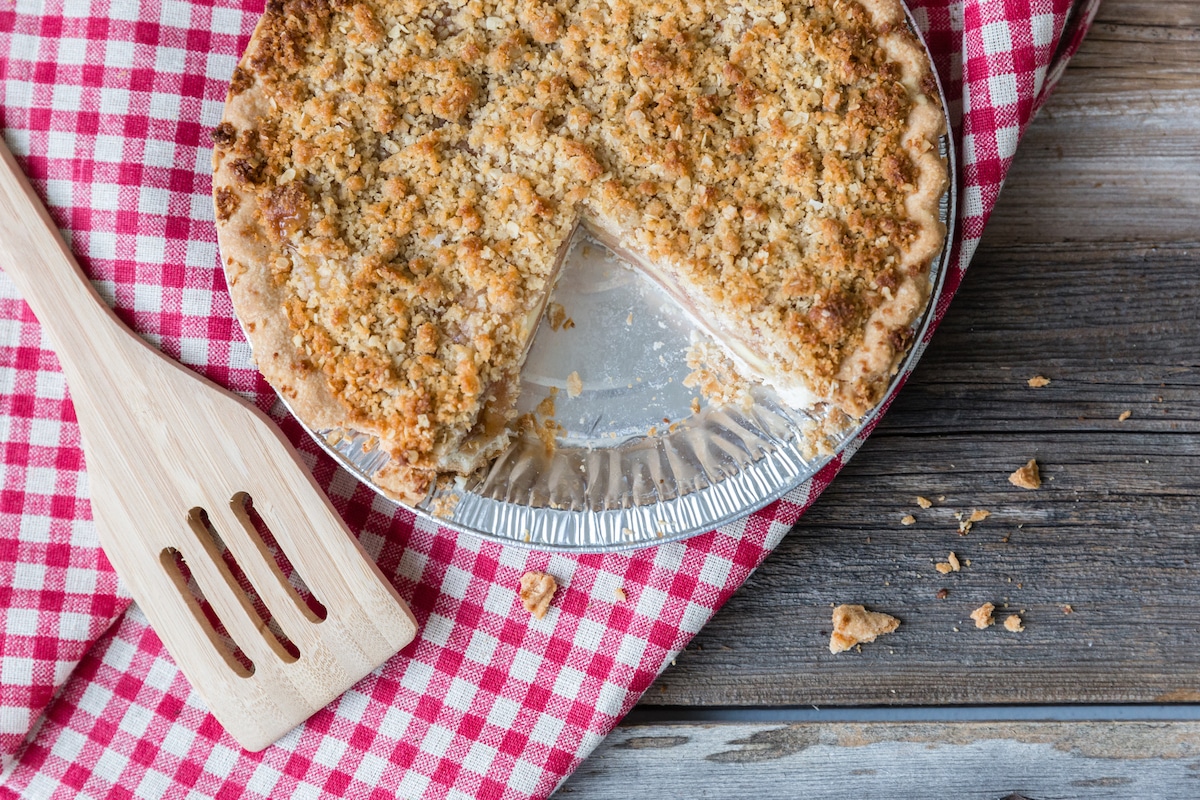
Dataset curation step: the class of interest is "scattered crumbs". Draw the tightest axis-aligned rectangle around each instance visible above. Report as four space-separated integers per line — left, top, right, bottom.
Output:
536 389 557 419
546 302 567 331
621 527 634 537
1004 614 1025 633
963 558 972 567
563 317 576 329
936 588 950 600
901 514 916 526
690 396 701 414
916 496 932 509
647 426 658 436
523 529 531 543
1027 375 1051 388
1062 604 1074 615
1118 410 1132 422
968 509 990 523
519 571 558 619
626 311 634 325
828 604 899 654
429 491 461 518
952 626 960 632
566 370 583 398
614 587 627 603
970 602 996 629
938 496 946 502
1009 459 1042 490
935 551 960 574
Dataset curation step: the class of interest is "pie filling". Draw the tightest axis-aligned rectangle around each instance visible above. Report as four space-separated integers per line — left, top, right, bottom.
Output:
212 0 948 502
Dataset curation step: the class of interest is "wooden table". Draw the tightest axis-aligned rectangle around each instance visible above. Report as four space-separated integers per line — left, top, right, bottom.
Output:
563 1 1200 795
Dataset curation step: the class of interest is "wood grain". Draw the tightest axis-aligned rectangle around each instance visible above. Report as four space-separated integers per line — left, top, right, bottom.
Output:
561 721 1200 798
635 0 1200 708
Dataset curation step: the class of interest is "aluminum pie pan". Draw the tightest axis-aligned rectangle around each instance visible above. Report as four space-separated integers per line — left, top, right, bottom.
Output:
270 20 956 554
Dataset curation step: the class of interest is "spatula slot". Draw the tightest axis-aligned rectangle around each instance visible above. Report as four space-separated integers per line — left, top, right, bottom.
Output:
187 507 301 663
160 547 255 678
232 493 328 623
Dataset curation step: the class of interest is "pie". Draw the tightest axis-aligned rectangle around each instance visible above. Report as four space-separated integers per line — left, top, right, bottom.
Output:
212 0 948 502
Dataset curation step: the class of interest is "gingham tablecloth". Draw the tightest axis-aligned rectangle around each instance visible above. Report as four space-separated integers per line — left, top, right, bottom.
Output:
0 1 1097 796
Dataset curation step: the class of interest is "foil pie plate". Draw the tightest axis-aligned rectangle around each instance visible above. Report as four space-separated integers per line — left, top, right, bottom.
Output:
272 19 957 553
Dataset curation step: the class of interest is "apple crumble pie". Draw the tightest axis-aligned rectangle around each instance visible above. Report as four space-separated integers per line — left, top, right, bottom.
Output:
213 0 948 501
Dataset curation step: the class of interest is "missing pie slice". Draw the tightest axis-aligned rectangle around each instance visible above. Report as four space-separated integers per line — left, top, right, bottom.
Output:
212 0 948 502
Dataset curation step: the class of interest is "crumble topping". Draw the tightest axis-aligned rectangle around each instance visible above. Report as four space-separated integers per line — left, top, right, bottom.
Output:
1003 613 1024 632
213 0 946 499
519 570 558 618
970 602 995 629
916 495 932 508
1008 459 1041 490
829 603 899 654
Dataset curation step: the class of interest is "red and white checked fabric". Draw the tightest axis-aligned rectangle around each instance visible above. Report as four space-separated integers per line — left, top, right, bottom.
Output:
0 1 1097 796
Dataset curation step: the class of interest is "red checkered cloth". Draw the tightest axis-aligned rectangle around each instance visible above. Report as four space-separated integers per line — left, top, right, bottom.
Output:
0 0 1097 796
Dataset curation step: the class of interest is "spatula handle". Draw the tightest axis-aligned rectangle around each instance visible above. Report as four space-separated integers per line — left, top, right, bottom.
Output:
0 136 130 387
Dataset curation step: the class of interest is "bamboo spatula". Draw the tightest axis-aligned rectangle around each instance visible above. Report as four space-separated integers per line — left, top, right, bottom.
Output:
0 138 417 751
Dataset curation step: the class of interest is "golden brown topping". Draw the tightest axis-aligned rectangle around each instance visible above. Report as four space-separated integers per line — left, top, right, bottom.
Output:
214 187 240 222
215 0 944 498
1004 614 1025 633
211 122 237 149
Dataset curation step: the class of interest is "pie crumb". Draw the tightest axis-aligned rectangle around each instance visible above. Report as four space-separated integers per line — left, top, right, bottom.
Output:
948 552 961 571
614 587 627 603
519 571 558 620
1027 375 1050 388
916 496 932 509
566 371 583 398
901 515 916 526
1009 459 1042 490
1062 604 1074 615
829 604 899 654
967 509 990 524
1118 410 1132 421
935 562 953 574
1004 614 1025 632
970 602 996 629
547 302 567 331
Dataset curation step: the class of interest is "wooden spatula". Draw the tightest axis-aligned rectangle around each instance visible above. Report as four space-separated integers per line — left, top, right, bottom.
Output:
0 138 417 751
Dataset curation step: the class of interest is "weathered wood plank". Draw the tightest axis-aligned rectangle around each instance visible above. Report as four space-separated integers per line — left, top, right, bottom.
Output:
561 722 1200 798
635 0 1200 708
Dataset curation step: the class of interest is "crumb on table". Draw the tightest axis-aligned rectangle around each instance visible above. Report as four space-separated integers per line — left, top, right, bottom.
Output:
916 496 932 509
901 514 916 526
829 604 899 654
1009 459 1042 490
519 571 558 619
1118 410 1132 421
970 602 996 629
614 587 627 603
1027 375 1050 387
1004 614 1025 632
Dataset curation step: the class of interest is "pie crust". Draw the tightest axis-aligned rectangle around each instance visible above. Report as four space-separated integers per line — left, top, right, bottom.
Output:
212 0 948 502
